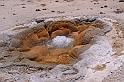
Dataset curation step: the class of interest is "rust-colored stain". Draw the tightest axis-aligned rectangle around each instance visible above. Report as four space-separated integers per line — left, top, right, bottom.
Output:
16 20 99 64
94 64 106 71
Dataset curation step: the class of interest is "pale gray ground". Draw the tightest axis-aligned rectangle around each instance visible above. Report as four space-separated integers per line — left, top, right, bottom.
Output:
0 0 124 31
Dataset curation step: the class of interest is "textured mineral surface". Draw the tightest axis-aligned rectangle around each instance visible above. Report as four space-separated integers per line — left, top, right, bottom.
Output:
0 16 124 82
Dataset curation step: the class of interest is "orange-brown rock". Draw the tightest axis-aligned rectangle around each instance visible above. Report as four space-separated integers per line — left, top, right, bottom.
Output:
51 28 70 38
70 32 79 45
21 34 38 48
21 28 49 48
36 29 50 40
47 21 78 34
69 45 84 59
75 31 85 45
77 24 89 33
15 21 104 65
74 26 99 45
24 46 48 61
57 53 73 64
42 48 73 64
24 46 74 64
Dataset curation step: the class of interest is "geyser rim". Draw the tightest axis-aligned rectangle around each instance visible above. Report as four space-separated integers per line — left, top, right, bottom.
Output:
0 16 116 48
0 16 121 82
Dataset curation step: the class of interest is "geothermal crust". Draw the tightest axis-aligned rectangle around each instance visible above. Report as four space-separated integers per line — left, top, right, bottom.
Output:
0 16 124 82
